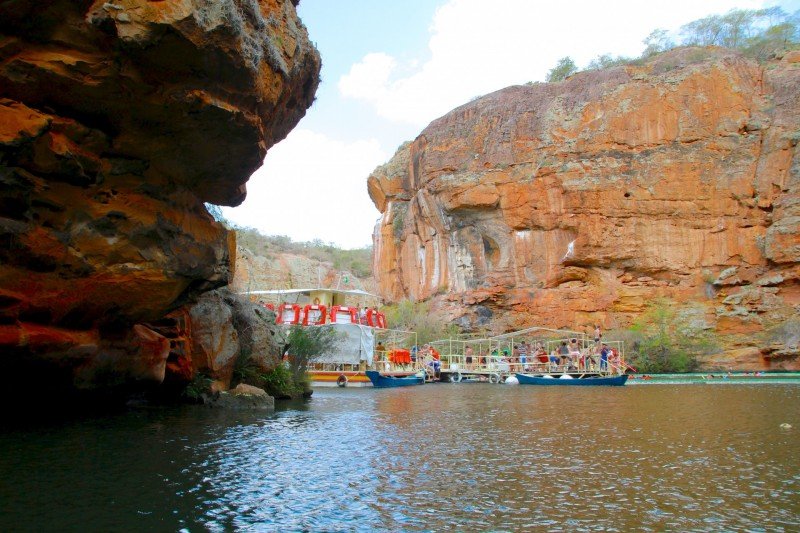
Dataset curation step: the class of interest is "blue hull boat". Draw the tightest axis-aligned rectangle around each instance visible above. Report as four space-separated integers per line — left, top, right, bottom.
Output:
365 370 425 388
515 373 628 386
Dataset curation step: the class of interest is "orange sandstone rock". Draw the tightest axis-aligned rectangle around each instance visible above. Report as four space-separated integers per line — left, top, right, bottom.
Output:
370 48 799 368
0 1 320 391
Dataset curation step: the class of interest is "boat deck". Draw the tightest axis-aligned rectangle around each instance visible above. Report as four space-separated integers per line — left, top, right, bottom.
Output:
436 356 625 383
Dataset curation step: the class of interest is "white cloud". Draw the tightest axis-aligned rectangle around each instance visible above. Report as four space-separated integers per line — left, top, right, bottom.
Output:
338 0 766 127
337 52 396 101
221 129 387 249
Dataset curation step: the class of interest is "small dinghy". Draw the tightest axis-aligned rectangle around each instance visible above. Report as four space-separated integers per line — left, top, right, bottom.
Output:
365 370 425 388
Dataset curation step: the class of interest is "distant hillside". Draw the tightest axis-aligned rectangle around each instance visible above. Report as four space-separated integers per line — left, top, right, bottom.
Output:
230 228 375 295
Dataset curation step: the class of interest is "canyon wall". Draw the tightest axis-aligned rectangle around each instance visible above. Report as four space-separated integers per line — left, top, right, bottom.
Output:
232 245 376 295
0 0 320 391
370 48 799 369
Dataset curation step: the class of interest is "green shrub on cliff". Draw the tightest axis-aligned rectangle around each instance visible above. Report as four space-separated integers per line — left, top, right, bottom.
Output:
624 299 715 373
382 300 460 345
234 325 340 399
570 7 800 83
546 56 578 82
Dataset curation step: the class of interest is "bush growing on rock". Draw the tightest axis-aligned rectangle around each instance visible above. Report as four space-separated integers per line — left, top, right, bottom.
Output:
584 6 800 76
382 300 460 345
624 299 716 373
545 56 577 82
234 324 340 399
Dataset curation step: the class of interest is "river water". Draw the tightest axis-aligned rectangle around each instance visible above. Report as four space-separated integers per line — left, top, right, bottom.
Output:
1 383 799 532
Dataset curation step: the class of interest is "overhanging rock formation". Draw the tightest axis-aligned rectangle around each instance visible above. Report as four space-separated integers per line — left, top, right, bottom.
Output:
0 0 320 390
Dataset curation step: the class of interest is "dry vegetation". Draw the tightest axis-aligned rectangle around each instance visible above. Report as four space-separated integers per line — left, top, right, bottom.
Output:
544 7 799 82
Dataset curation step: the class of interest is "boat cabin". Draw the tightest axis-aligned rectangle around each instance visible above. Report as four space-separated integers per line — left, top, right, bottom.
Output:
244 288 387 328
239 288 416 387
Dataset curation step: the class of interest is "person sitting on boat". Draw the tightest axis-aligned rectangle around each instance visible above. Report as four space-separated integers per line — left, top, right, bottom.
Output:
548 350 559 369
422 345 441 377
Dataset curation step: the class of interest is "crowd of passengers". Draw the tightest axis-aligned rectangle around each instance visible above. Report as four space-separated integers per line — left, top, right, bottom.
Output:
459 338 620 372
374 338 621 373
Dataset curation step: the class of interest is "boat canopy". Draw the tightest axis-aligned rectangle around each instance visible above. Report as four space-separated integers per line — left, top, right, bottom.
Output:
314 323 375 366
241 288 378 298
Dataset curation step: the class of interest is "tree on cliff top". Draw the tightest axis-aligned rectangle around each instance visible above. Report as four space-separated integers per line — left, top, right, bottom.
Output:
546 56 577 82
641 29 674 58
578 7 799 77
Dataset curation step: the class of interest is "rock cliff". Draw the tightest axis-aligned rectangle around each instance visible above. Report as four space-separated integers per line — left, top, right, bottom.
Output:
0 0 320 392
369 48 799 369
232 245 376 295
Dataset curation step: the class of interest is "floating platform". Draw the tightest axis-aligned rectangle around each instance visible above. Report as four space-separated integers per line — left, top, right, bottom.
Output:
628 372 800 384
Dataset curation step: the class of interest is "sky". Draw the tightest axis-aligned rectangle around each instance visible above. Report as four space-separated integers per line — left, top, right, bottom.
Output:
221 0 799 249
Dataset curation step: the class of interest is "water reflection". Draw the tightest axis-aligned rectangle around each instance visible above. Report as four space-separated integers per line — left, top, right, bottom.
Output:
0 385 798 531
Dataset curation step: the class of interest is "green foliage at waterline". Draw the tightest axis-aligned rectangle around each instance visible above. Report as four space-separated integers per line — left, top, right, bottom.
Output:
621 300 716 373
234 325 341 399
183 371 213 402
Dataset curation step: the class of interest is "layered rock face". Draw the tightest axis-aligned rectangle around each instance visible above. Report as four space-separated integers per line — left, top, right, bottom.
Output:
232 245 376 295
370 48 799 368
0 0 320 391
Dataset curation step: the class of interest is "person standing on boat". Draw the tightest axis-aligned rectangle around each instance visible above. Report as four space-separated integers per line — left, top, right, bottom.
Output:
568 339 581 369
465 345 474 370
376 341 386 361
518 342 527 370
594 324 602 345
558 341 570 368
599 344 610 371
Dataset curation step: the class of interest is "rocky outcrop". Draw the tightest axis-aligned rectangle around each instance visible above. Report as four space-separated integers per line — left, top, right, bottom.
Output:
208 383 275 410
232 245 376 295
185 287 281 389
0 1 320 392
370 48 799 368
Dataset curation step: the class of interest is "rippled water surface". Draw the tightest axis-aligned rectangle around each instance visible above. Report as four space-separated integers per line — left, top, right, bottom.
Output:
2 384 799 531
